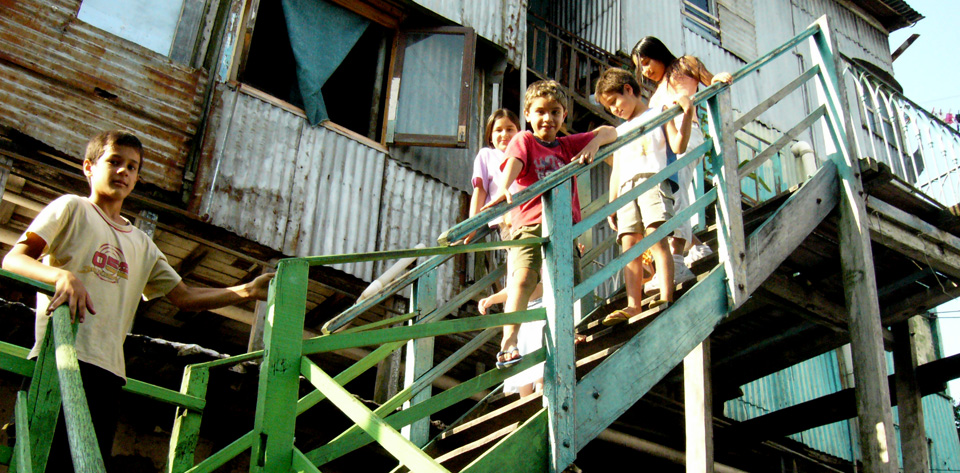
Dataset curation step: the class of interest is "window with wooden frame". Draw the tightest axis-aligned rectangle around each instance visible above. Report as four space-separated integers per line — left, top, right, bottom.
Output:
77 0 221 66
388 27 477 148
232 0 476 148
682 0 721 42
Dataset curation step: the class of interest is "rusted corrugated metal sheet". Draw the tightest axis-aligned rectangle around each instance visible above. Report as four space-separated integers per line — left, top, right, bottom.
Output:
194 85 385 281
0 0 206 192
410 0 526 66
377 159 462 302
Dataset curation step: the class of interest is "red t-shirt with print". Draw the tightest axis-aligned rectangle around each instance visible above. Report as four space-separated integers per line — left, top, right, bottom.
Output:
501 130 596 230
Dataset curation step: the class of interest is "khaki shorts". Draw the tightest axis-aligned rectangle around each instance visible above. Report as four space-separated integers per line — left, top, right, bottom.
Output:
616 177 675 244
506 224 582 284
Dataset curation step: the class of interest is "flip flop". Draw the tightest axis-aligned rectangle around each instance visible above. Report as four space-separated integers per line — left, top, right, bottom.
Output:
649 300 671 310
602 309 631 326
496 347 523 369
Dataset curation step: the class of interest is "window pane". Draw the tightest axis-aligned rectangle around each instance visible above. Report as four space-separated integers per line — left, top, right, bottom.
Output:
395 33 464 136
77 0 183 56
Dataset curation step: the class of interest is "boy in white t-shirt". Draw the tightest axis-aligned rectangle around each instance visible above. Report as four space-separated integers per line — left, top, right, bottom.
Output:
594 68 695 325
2 130 273 470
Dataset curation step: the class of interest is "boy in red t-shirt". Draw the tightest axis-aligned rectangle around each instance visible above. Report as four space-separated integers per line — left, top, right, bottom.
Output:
483 80 616 368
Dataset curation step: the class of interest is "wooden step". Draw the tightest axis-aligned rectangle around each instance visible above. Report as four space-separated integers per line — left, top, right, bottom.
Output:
425 393 544 472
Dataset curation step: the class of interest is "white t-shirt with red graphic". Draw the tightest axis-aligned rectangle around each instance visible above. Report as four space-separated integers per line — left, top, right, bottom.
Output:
24 195 181 379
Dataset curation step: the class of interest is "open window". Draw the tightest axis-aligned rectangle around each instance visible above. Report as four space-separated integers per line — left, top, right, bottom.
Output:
234 0 475 148
388 27 476 147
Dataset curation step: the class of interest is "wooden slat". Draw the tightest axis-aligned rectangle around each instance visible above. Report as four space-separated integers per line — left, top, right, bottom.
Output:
733 66 820 132
167 366 210 473
737 105 827 180
300 358 451 473
459 409 548 473
304 309 545 355
14 391 32 473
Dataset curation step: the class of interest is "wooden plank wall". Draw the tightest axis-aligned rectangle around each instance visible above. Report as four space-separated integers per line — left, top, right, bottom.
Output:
0 0 207 193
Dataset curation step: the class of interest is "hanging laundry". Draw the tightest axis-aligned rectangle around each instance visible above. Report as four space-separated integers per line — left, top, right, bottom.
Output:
946 113 955 125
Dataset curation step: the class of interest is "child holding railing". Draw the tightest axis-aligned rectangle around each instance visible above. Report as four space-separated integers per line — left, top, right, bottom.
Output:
631 36 732 270
464 109 521 244
2 130 273 469
594 68 695 325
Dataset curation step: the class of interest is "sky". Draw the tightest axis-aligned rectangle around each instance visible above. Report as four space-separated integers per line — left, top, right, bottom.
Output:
887 0 960 404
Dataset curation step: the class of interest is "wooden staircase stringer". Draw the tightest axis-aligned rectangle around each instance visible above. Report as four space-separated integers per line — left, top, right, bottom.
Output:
572 161 840 452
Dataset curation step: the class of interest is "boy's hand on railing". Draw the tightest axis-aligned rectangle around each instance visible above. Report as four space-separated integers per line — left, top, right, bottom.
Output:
247 273 275 301
576 141 602 164
50 270 95 323
711 72 732 85
478 296 497 315
674 95 694 113
607 213 618 232
481 189 512 211
463 230 478 244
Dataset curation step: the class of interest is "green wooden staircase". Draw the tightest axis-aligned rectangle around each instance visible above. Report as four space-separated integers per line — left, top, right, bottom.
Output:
1 15 895 473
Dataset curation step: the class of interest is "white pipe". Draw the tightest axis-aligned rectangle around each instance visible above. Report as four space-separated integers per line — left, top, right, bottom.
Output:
597 428 750 473
358 243 426 301
791 141 817 181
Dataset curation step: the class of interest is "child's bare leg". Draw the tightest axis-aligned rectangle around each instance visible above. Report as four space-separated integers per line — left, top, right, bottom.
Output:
670 237 687 255
620 233 645 316
648 223 674 303
501 268 538 363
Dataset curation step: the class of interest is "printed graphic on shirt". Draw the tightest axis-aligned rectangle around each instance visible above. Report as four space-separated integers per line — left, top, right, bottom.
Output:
85 243 129 283
533 154 565 180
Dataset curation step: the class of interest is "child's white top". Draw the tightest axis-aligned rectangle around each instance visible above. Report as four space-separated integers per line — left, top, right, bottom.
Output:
24 195 182 379
615 108 668 182
471 147 506 226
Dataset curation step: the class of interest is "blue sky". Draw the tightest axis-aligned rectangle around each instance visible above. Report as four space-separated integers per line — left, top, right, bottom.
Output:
888 0 960 403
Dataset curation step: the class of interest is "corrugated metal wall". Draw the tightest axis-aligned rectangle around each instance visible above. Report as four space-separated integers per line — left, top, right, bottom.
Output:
378 159 461 302
195 86 462 301
410 0 526 66
0 0 206 192
726 348 960 468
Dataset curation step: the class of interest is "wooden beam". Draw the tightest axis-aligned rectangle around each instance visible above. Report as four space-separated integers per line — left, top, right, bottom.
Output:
575 268 728 450
744 162 839 295
684 340 714 473
811 18 899 470
725 350 960 441
892 318 930 473
300 358 450 473
865 197 960 280
402 269 437 447
707 89 748 308
542 181 578 472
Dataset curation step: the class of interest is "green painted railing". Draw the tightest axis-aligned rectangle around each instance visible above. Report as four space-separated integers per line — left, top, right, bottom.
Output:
0 15 868 473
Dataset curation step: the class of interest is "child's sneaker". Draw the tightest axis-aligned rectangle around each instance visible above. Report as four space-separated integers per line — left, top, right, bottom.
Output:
673 254 696 284
684 244 713 266
645 255 695 294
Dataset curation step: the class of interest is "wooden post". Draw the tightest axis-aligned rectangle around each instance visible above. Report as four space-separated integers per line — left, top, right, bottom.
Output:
542 181 577 472
402 268 437 447
375 298 407 404
248 261 279 352
51 306 106 472
0 155 11 199
167 366 209 473
893 318 929 473
684 339 713 473
251 259 307 473
19 321 61 473
809 16 899 472
705 88 748 309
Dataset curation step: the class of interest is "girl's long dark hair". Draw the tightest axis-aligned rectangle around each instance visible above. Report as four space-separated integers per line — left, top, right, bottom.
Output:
631 36 677 71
